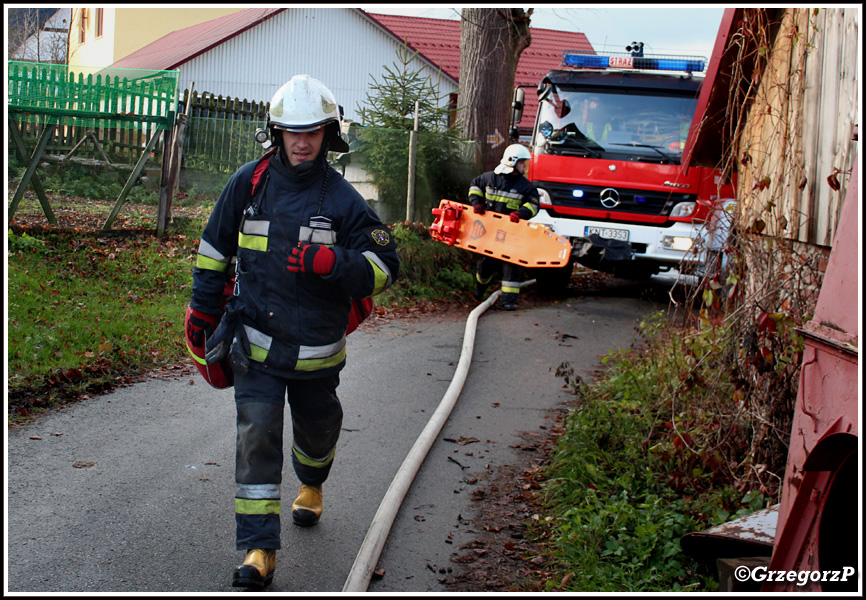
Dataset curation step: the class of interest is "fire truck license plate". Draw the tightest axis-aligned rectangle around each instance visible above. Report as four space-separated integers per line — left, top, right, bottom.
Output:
585 226 629 242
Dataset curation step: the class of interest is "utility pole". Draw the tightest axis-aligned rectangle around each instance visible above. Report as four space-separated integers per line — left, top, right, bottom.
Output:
406 99 420 222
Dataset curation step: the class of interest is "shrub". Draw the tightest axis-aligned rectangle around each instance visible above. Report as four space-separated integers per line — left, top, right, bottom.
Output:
356 42 477 218
378 222 475 304
534 313 775 592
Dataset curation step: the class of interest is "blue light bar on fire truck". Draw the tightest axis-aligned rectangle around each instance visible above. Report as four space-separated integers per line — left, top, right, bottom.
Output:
562 51 707 73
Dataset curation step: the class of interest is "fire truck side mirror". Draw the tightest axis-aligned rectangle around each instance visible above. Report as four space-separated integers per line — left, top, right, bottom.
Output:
511 88 525 126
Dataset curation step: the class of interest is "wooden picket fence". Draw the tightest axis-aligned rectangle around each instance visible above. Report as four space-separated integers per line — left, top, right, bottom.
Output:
7 61 178 162
7 63 270 172
178 89 269 173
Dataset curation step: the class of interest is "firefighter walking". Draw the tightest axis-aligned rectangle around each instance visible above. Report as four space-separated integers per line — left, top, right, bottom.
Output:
185 75 399 590
469 144 540 310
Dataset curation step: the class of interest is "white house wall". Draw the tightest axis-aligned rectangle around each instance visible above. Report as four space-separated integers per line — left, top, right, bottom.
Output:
178 8 458 122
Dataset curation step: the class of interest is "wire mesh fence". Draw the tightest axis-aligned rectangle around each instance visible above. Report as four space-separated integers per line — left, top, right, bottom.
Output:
179 118 479 225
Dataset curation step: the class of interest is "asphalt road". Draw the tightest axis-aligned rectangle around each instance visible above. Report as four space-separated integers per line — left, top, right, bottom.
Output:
6 279 672 594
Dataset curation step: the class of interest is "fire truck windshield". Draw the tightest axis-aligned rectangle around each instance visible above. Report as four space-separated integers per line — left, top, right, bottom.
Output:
534 88 698 164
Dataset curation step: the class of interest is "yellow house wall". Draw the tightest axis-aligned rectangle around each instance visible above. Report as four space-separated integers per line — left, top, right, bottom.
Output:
68 7 244 71
67 7 114 70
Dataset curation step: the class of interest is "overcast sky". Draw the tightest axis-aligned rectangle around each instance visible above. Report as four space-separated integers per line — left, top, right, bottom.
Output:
361 4 726 61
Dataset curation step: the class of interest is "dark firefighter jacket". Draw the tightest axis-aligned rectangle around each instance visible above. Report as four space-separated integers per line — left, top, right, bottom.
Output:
468 170 540 220
190 153 399 379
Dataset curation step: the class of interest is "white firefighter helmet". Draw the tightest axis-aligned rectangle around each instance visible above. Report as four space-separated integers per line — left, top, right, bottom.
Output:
268 75 349 153
494 143 532 174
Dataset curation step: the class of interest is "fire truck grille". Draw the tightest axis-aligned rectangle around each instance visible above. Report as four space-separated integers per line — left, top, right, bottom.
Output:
540 181 695 216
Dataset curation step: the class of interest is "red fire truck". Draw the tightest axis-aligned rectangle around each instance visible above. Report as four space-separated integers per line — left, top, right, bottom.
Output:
510 47 737 291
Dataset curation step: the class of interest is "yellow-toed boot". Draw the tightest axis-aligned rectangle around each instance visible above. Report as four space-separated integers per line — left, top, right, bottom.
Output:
292 484 323 526
232 548 276 590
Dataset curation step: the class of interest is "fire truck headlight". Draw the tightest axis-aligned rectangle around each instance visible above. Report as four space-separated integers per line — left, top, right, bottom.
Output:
670 202 696 218
661 235 694 252
538 188 553 207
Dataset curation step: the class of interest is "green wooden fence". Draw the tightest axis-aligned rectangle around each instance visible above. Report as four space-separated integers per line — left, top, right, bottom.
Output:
7 61 178 161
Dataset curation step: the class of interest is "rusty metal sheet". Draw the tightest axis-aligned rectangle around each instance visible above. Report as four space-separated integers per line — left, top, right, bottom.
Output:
680 505 778 565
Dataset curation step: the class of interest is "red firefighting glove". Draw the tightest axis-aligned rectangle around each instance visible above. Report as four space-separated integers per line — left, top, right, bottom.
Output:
473 204 485 215
186 307 220 352
509 211 521 223
287 243 336 275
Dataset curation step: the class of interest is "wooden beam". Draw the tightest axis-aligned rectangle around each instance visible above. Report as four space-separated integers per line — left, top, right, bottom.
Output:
63 131 112 164
156 125 175 236
101 129 163 231
158 82 195 236
7 119 57 225
8 120 57 225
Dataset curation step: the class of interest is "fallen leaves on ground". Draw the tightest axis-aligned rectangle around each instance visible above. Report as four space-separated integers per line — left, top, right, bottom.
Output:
443 408 572 592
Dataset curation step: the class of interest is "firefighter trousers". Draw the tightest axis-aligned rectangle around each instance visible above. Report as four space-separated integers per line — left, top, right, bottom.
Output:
233 369 343 550
476 256 524 305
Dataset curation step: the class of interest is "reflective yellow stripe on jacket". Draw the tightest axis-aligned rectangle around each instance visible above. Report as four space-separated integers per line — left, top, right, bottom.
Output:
296 338 347 372
241 325 271 363
484 186 525 210
469 185 534 213
520 201 539 218
195 239 231 273
363 251 394 296
241 324 348 372
238 219 269 252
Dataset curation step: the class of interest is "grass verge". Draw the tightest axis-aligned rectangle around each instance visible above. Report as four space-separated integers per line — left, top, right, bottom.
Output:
6 205 474 424
527 313 774 592
376 221 476 306
7 220 201 422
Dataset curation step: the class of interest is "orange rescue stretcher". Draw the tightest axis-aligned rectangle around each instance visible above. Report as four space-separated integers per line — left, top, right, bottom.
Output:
430 200 571 267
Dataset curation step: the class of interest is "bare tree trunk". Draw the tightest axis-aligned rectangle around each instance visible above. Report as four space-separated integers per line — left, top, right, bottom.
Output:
7 9 37 59
8 8 69 63
458 8 533 172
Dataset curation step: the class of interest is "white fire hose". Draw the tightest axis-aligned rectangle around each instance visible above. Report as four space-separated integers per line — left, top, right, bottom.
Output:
342 279 535 592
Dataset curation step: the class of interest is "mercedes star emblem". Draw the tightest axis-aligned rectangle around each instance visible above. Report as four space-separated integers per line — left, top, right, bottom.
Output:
600 188 620 209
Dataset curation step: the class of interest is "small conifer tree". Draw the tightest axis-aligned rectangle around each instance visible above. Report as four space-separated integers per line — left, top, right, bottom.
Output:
356 43 476 221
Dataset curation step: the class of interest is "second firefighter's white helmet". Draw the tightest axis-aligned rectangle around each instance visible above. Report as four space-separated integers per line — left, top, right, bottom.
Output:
494 143 532 174
268 74 349 153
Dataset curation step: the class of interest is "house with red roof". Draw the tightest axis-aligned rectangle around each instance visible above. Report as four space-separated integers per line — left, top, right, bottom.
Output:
99 8 592 132
369 13 594 132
